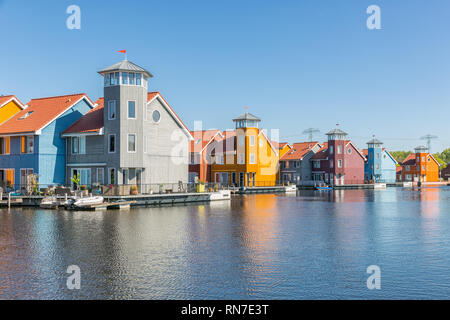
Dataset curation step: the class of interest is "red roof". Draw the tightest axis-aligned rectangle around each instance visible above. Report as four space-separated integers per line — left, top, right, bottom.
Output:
280 142 318 160
271 141 289 149
0 93 93 135
0 95 25 108
402 153 416 166
63 98 104 134
311 142 329 160
190 129 223 153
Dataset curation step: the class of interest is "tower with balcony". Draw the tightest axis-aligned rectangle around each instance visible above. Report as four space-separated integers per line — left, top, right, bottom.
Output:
366 137 384 182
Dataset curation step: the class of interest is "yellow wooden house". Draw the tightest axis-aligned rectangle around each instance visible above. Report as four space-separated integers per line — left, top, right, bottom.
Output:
211 112 280 187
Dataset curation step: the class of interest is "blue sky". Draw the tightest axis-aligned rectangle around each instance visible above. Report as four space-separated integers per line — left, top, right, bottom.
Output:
1 0 449 152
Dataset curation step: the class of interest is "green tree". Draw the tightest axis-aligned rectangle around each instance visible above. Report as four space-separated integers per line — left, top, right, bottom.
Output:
390 151 412 164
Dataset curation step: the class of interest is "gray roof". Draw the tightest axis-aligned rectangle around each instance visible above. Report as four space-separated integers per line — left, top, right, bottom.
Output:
232 112 261 122
367 138 383 145
98 59 153 78
326 128 348 136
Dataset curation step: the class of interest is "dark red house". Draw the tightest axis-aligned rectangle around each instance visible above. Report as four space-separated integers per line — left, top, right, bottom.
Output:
310 128 366 185
442 164 450 181
189 130 223 183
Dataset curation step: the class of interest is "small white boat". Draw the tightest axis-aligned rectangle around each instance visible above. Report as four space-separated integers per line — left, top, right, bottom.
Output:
73 196 104 208
40 197 59 209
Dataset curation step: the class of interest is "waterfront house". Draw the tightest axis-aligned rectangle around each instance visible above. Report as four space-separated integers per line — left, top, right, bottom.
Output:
189 129 224 183
400 146 440 182
0 95 25 125
441 164 450 181
211 112 279 187
62 59 193 193
310 128 365 185
279 142 324 184
0 93 95 190
363 138 397 183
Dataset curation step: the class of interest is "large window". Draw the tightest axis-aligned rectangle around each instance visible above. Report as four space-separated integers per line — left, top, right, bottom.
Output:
71 136 86 154
72 169 91 187
109 134 116 153
128 134 136 152
337 159 342 168
238 136 244 147
108 100 116 120
128 101 136 119
20 169 33 187
136 73 142 85
109 168 116 184
121 72 128 84
249 153 256 164
337 145 342 154
97 168 104 185
249 136 255 146
238 153 245 164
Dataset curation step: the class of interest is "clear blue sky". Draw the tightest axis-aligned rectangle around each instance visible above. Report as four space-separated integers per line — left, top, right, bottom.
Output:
1 0 449 152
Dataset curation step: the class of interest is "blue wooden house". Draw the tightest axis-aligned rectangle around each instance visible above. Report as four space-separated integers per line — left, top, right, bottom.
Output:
364 138 397 183
0 93 94 190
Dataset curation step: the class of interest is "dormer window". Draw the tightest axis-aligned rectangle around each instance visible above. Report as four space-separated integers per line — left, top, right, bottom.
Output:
19 111 34 120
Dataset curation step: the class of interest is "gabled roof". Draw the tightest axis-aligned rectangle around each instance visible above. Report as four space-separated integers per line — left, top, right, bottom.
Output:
0 95 25 109
190 130 224 153
147 92 193 140
98 59 153 78
271 141 290 149
311 142 328 160
0 93 95 135
63 98 104 136
345 140 367 160
402 153 416 166
258 130 279 156
232 112 261 122
280 142 319 161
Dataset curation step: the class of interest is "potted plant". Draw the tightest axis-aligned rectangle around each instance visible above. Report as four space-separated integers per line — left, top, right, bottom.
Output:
130 185 138 195
196 181 205 193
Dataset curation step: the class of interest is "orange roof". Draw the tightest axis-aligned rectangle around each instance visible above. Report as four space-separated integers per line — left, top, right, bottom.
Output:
190 129 223 153
63 98 104 135
0 93 94 135
280 142 319 160
271 141 289 149
0 95 25 109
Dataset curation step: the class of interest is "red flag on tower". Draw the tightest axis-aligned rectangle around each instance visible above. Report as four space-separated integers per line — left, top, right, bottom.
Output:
117 50 126 53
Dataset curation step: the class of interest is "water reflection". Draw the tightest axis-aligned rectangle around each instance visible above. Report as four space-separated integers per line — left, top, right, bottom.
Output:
0 187 450 299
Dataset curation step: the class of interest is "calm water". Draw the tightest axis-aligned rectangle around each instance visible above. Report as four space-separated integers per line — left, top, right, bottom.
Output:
1 187 450 299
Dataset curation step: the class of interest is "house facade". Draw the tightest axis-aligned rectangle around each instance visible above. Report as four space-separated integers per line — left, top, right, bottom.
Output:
310 128 365 185
211 113 279 187
280 142 323 184
0 94 94 189
63 59 192 191
0 95 25 125
363 138 397 183
189 129 224 183
400 146 440 182
441 164 450 181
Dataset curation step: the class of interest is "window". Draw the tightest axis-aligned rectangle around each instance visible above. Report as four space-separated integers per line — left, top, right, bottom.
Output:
295 161 300 168
71 136 86 154
128 134 136 152
313 160 320 169
128 101 136 119
97 168 104 184
109 72 119 86
104 73 110 86
136 73 142 86
347 148 352 154
259 139 263 147
249 153 256 164
337 159 342 168
406 165 410 171
129 72 135 85
330 146 334 154
72 169 91 187
109 168 116 184
20 169 33 187
238 136 244 147
238 153 245 164
122 72 128 84
21 136 33 154
108 134 116 153
422 156 425 162
422 165 425 171
108 100 116 120
330 159 334 168
428 157 431 162
0 137 10 155
216 155 223 164
249 136 255 146
337 145 342 154
152 110 160 123
376 153 380 159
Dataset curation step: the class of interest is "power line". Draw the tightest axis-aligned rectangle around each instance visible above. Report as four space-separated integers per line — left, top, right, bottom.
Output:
302 128 320 143
420 134 438 153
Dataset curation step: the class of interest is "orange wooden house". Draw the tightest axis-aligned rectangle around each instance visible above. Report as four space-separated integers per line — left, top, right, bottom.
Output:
400 146 440 182
211 112 280 187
